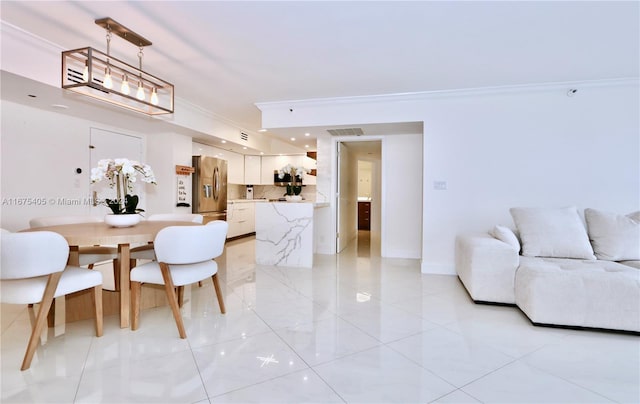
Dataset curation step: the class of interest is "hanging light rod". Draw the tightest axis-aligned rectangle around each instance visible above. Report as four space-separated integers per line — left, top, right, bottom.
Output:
61 17 173 115
94 17 152 47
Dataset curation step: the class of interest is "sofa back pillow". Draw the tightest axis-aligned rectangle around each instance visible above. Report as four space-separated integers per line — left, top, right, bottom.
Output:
585 208 640 261
510 206 595 259
489 225 521 252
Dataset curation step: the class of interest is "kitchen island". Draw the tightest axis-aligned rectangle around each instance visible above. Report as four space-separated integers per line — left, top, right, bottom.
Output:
255 201 328 268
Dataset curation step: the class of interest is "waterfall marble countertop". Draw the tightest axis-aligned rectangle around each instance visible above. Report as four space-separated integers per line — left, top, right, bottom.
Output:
255 201 318 268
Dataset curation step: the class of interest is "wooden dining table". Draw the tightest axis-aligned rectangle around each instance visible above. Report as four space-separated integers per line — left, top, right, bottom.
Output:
22 220 200 328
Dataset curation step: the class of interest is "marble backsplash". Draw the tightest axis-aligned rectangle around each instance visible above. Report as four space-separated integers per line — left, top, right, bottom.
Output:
228 184 316 202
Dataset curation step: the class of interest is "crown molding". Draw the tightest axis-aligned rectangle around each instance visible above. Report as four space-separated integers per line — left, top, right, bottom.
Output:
256 77 639 111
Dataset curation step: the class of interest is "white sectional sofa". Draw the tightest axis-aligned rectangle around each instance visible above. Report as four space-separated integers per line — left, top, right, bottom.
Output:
456 207 640 333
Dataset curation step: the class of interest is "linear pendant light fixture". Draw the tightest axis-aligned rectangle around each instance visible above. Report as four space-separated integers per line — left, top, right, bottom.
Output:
62 17 174 115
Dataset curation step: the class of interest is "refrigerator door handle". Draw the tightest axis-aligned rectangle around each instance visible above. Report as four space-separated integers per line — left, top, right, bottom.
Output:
213 166 220 201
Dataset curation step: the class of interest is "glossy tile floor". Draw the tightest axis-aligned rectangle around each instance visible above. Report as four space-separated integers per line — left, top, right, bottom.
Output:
2 232 639 403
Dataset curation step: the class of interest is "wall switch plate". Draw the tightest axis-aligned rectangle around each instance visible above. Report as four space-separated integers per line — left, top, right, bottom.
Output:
433 181 447 190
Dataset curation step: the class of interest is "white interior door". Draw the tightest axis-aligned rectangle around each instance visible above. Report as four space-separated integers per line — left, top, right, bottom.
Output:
89 128 143 216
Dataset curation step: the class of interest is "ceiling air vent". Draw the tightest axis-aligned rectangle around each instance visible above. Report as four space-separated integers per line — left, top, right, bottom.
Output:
240 132 249 142
327 128 364 136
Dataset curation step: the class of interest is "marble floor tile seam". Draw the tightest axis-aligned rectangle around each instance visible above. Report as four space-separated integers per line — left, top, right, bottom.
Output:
514 337 634 404
443 343 623 404
228 281 317 307
206 366 348 403
428 387 483 404
80 336 195 374
71 335 96 404
187 341 216 403
457 360 620 404
337 312 434 346
0 308 28 336
273 329 385 368
237 310 391 397
383 324 521 370
185 326 276 352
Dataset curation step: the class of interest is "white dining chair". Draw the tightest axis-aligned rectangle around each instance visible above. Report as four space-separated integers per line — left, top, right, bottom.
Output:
130 220 228 338
129 213 204 263
0 231 103 370
29 216 119 268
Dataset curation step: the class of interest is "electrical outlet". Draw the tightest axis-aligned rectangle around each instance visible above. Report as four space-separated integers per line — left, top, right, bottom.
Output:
433 181 447 190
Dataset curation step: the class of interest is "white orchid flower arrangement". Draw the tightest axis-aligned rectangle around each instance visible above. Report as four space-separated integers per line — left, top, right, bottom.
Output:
91 158 157 214
278 164 309 196
278 164 309 180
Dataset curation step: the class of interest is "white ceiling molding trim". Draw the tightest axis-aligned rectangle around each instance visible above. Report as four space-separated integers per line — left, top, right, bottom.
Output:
256 77 640 112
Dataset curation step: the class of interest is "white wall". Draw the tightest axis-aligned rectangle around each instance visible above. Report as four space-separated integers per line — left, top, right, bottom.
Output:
341 143 359 248
383 133 423 258
314 133 333 254
145 132 194 215
1 100 94 231
358 161 372 199
0 100 191 231
259 80 640 273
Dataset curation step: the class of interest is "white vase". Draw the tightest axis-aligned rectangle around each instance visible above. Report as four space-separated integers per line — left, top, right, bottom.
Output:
104 213 141 227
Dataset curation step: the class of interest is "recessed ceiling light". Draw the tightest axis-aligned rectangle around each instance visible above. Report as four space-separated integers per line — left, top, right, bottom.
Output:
51 104 69 109
304 133 310 136
305 145 309 148
260 152 264 155
290 137 296 141
221 140 227 143
258 129 267 132
242 146 247 150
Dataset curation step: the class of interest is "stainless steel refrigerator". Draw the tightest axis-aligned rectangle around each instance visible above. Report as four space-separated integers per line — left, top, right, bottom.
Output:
192 155 227 222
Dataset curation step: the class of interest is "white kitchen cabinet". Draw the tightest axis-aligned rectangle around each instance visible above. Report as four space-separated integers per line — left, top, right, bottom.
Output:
260 154 320 185
244 155 261 185
192 143 244 185
226 201 255 238
260 155 292 185
225 151 245 184
302 155 317 185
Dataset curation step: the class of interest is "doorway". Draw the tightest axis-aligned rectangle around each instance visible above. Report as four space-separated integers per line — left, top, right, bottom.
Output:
336 140 381 256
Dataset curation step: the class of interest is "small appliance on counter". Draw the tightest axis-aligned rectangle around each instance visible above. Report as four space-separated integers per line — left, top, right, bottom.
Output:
192 155 227 223
246 185 254 200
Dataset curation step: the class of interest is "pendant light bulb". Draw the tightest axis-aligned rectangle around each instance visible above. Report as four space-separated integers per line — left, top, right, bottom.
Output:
150 87 159 105
136 81 145 101
120 75 130 95
103 67 113 89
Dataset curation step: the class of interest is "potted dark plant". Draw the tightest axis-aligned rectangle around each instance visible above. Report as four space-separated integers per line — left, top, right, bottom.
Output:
278 164 308 201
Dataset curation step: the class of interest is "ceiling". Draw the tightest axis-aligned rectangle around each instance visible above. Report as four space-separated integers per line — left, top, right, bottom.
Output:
1 1 637 150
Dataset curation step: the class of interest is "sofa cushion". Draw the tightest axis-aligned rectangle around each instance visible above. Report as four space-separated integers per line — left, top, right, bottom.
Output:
515 257 640 332
585 209 640 261
510 207 595 260
488 225 520 252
